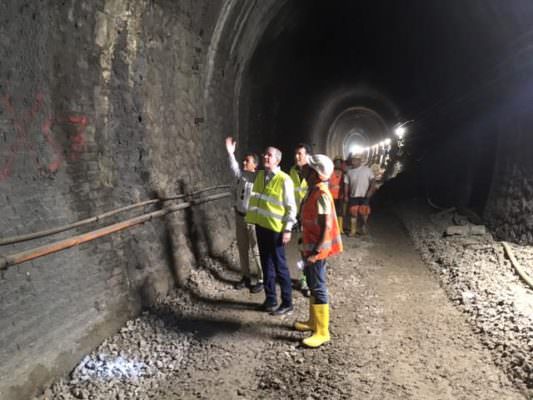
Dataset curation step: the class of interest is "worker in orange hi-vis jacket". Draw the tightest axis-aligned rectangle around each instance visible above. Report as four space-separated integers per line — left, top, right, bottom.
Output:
329 156 345 234
294 154 343 348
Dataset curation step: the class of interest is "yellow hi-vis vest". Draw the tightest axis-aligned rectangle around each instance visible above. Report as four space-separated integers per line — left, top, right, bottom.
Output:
246 170 290 233
290 165 308 211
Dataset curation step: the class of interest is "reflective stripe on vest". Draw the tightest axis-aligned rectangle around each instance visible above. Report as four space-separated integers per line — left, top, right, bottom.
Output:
245 170 290 232
302 235 343 252
329 170 343 199
290 166 308 210
301 182 343 260
250 192 285 207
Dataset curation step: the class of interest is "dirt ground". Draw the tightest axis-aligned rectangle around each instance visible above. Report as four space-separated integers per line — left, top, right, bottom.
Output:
37 207 531 400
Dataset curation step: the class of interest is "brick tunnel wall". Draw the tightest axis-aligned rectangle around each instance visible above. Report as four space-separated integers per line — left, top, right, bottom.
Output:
408 56 533 247
0 0 271 398
418 62 533 245
484 77 533 244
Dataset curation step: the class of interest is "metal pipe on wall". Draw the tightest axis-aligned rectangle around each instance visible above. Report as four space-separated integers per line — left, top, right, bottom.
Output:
0 191 231 271
0 185 230 246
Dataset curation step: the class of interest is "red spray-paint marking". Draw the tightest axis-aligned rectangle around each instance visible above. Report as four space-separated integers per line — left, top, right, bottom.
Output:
66 115 88 161
0 93 89 181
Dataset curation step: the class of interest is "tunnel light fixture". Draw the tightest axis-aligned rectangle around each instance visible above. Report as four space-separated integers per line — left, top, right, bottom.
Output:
384 138 392 146
395 126 406 139
394 120 414 140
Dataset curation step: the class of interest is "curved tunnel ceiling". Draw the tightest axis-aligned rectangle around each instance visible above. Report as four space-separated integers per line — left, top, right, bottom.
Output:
327 107 389 159
237 0 533 177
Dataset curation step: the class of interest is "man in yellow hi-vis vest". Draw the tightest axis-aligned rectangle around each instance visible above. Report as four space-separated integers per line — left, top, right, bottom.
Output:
246 146 297 315
289 143 311 297
289 143 310 210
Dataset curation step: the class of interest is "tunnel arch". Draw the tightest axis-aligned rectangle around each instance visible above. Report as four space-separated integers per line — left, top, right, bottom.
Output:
3 2 533 398
202 0 289 155
325 106 390 160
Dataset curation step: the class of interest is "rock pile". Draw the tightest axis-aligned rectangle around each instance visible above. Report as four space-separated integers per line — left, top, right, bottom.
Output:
35 304 195 400
34 249 243 400
71 354 150 384
398 204 533 397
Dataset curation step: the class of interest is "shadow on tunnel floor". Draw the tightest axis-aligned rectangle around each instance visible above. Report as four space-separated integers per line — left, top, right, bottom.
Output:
147 303 298 341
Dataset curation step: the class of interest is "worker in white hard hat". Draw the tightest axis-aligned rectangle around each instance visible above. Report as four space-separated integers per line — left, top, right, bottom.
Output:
294 154 343 348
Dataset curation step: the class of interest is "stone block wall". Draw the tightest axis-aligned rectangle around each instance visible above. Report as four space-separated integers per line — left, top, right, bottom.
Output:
484 83 533 244
0 0 253 398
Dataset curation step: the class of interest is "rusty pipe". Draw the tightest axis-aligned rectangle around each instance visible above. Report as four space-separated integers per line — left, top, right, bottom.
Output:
0 199 160 246
0 192 230 271
0 185 231 246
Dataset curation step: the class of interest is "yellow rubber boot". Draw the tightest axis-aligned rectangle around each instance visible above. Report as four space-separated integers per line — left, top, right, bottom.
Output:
302 304 330 348
337 216 344 234
294 297 315 331
349 217 357 237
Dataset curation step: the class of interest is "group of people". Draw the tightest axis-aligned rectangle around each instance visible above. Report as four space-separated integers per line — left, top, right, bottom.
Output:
225 137 378 348
331 154 378 237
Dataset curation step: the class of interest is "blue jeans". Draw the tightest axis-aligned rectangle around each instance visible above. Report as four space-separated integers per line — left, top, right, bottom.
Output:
255 225 293 307
304 259 328 304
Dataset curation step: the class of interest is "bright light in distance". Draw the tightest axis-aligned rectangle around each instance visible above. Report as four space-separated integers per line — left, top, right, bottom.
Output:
350 144 364 154
395 126 406 139
384 138 392 146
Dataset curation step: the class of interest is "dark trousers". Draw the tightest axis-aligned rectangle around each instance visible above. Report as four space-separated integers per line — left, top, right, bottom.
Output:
255 225 293 307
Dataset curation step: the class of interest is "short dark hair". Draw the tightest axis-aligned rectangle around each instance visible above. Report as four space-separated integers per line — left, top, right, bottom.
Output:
295 143 312 155
244 152 259 165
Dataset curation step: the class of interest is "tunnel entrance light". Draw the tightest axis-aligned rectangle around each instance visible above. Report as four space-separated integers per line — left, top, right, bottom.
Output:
349 144 364 155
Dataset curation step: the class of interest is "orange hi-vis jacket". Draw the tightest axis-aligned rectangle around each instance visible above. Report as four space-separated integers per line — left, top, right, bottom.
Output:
329 169 343 199
301 182 343 260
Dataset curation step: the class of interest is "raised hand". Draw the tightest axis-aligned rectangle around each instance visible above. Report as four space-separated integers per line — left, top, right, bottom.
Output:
225 136 236 154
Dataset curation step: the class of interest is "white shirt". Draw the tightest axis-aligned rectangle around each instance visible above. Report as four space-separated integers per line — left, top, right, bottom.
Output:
264 166 297 231
344 166 375 198
228 153 256 214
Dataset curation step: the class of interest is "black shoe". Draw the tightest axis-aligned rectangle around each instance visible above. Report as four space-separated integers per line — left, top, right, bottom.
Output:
249 282 264 294
259 301 278 312
234 278 250 290
301 288 310 298
270 304 293 316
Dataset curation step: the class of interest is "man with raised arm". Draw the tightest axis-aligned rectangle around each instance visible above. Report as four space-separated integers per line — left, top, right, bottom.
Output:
225 137 263 294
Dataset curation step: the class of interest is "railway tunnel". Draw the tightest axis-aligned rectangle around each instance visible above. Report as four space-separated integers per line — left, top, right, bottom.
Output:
1 1 533 399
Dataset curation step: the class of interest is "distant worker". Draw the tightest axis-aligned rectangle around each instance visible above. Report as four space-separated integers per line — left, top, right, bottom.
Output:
294 154 343 348
329 156 345 234
344 154 376 236
289 143 311 296
225 137 263 293
246 147 297 315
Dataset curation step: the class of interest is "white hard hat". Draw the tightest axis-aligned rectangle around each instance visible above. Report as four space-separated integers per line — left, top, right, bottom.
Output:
306 154 334 181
